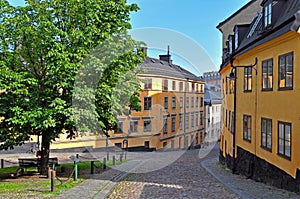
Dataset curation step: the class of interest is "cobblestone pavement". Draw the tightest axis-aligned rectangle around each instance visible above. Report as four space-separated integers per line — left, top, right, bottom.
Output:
106 144 300 199
3 143 300 199
106 146 239 199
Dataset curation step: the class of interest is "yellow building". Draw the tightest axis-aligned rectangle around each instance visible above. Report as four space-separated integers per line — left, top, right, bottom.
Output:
51 50 205 151
218 0 300 192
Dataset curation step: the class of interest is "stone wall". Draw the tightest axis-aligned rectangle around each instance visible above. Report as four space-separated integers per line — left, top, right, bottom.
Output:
220 147 300 192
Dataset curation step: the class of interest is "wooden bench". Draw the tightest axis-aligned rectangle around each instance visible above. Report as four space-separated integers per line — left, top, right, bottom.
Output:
18 157 59 172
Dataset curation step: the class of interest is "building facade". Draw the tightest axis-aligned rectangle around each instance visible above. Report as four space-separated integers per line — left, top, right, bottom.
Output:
51 51 205 151
202 71 221 86
204 84 222 144
218 0 300 192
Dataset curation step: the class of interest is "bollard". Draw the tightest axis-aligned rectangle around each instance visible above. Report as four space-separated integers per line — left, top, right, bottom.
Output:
91 161 94 174
1 159 3 168
74 162 78 181
47 166 51 179
113 156 115 165
51 170 56 192
103 158 106 170
120 154 123 162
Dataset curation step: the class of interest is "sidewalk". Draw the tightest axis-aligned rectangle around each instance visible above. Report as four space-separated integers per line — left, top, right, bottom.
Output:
200 150 300 199
54 159 143 199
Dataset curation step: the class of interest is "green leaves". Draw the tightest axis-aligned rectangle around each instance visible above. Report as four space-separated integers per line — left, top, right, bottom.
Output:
0 0 142 151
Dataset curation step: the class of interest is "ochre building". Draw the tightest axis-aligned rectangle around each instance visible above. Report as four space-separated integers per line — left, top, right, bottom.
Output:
218 0 300 192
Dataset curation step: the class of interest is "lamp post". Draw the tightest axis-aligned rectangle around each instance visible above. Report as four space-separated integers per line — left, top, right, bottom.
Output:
228 57 257 173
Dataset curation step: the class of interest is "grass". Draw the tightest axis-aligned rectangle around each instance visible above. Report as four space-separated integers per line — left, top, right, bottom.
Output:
0 159 125 197
0 166 36 175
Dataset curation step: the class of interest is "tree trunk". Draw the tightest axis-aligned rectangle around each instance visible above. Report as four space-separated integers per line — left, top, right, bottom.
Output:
39 133 50 175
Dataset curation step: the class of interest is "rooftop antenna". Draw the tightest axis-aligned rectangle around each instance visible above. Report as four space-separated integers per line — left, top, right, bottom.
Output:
167 45 170 55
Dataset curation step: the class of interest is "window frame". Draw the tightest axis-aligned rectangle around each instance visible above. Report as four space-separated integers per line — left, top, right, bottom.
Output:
171 115 176 132
262 58 273 91
172 96 176 109
278 52 293 90
163 79 168 91
261 118 272 151
278 121 292 160
143 119 152 132
163 116 168 134
144 78 152 90
130 120 139 133
264 2 272 28
244 67 252 92
243 115 252 142
144 97 152 110
164 96 168 109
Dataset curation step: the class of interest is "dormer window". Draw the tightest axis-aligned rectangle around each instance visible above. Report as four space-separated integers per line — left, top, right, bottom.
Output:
228 35 234 54
264 2 272 27
234 26 239 49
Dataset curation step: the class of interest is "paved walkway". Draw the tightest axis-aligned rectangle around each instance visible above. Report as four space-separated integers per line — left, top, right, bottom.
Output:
54 144 300 199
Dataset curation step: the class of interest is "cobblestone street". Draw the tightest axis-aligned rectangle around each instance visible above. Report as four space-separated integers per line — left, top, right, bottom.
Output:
106 146 239 199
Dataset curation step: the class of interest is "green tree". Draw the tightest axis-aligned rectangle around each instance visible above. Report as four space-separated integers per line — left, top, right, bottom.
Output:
0 0 143 174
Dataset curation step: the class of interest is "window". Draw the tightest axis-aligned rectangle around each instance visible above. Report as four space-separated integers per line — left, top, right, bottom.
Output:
144 97 152 110
180 97 183 108
264 3 272 27
172 96 176 109
172 81 176 90
228 35 233 54
186 97 189 108
278 121 291 159
192 83 195 91
261 118 272 151
163 116 168 133
262 59 273 90
191 112 194 127
195 112 199 126
143 119 152 132
196 97 199 107
186 82 189 92
171 115 176 132
115 121 123 133
200 97 203 107
164 97 168 109
130 120 139 133
278 52 293 90
144 78 152 90
191 97 194 108
234 26 239 49
243 115 251 142
179 82 183 91
185 113 189 129
200 111 203 125
179 114 183 130
163 80 168 91
244 67 252 92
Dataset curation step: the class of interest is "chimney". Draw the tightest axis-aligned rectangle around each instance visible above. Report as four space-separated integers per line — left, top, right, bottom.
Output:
140 47 147 56
159 46 172 64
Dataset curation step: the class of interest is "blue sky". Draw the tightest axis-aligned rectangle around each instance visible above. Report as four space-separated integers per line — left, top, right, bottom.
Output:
8 0 250 75
128 0 250 75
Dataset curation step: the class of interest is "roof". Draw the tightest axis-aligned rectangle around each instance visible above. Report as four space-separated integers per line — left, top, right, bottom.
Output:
220 0 300 70
139 57 204 82
204 84 222 105
216 0 260 29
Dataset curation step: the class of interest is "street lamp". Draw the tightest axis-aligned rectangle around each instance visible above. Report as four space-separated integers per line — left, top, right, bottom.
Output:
229 57 257 173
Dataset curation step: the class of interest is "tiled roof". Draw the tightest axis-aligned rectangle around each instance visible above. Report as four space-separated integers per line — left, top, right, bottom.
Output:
139 57 204 82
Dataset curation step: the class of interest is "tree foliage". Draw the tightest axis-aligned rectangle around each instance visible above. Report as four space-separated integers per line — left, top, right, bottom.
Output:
0 0 143 174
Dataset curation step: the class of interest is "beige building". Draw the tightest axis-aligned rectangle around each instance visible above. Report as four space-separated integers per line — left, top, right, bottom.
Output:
51 50 205 151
